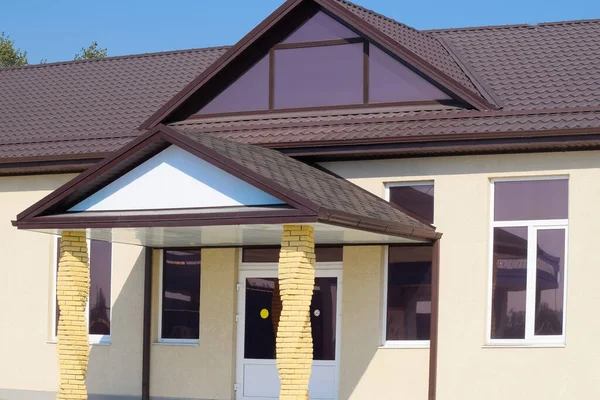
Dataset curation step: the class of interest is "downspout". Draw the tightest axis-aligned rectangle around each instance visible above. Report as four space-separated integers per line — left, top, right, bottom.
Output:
428 239 441 400
142 247 153 400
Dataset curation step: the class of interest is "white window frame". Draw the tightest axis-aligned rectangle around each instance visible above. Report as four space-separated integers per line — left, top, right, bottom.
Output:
52 236 113 345
157 249 200 345
382 181 434 349
487 177 569 347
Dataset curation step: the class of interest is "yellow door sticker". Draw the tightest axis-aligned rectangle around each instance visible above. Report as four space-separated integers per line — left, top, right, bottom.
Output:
260 309 269 319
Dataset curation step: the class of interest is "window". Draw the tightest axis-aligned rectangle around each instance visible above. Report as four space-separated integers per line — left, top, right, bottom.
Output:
53 237 112 344
489 178 568 345
196 11 449 115
159 250 201 343
384 182 434 347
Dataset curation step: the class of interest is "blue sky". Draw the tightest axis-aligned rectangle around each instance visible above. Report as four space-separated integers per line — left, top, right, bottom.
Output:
1 0 598 64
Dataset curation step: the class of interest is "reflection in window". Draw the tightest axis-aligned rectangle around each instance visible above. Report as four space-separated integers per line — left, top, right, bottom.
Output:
55 238 112 337
490 178 568 342
161 250 201 340
389 184 434 224
535 229 565 336
89 240 112 335
386 246 432 340
491 227 528 339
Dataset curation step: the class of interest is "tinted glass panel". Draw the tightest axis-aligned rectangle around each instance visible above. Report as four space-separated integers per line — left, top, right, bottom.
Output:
491 227 528 339
89 240 112 335
274 44 363 108
494 179 568 221
161 251 201 340
369 45 450 103
389 184 434 224
244 277 337 360
242 247 343 263
282 11 358 43
386 246 432 340
535 229 566 336
197 56 269 114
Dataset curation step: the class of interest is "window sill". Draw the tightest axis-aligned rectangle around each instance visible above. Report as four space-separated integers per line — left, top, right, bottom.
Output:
46 340 111 346
153 341 199 347
379 341 430 349
483 342 565 349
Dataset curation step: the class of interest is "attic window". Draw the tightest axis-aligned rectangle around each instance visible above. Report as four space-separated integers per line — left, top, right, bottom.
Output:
197 11 450 115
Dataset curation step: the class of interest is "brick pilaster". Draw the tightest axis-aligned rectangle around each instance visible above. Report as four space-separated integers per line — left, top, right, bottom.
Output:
276 225 315 400
56 231 90 400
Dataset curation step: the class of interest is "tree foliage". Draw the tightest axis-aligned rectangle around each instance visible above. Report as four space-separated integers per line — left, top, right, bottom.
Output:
74 41 107 60
0 32 28 68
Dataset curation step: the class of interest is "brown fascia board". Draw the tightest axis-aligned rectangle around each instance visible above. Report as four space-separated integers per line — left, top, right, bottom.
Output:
279 130 600 160
318 208 440 241
139 0 494 130
313 0 496 111
14 124 322 225
14 209 319 230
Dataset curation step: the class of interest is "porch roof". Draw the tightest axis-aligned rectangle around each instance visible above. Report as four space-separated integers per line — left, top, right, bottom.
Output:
13 125 440 246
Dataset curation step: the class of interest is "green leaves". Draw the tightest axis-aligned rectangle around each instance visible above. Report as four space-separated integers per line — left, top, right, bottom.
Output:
74 41 108 60
0 32 28 68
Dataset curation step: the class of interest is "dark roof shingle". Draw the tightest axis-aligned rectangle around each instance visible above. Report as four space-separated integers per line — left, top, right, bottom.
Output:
0 1 599 163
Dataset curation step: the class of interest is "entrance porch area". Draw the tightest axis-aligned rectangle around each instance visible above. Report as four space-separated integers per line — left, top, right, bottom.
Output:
13 126 441 400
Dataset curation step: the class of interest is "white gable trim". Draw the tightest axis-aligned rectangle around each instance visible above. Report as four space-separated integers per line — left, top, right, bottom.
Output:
69 145 285 212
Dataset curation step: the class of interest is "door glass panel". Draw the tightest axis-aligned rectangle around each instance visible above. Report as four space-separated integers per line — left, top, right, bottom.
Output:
244 277 338 360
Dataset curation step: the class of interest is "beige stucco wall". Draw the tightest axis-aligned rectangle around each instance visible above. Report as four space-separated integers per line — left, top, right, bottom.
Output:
340 246 430 400
0 174 146 398
150 248 238 400
323 150 600 400
3 149 600 400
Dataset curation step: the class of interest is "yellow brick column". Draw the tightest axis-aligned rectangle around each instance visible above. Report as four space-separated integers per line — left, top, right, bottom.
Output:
56 231 90 400
277 225 315 400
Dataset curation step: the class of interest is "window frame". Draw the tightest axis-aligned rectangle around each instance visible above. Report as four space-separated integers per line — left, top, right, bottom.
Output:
157 249 201 345
382 181 435 349
52 236 113 345
487 176 569 347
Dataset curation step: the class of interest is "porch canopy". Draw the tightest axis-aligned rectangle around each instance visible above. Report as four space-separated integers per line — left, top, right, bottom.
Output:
12 125 439 246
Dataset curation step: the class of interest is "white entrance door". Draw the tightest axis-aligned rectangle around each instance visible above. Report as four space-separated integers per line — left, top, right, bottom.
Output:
236 265 342 400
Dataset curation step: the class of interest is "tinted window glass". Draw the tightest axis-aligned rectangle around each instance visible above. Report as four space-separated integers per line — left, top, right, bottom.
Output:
386 246 432 340
198 56 269 114
244 277 337 360
161 250 201 340
389 184 434 224
369 45 449 103
282 11 358 43
491 227 528 339
494 179 568 221
89 240 112 335
55 238 112 337
274 44 363 108
535 229 566 336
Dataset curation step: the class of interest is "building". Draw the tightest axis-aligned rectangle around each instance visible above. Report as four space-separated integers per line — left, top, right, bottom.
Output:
1 0 599 399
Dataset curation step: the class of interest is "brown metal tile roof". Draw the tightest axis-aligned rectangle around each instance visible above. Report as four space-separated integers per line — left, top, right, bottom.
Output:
0 47 228 160
172 106 600 146
428 20 600 110
0 2 599 165
334 0 482 95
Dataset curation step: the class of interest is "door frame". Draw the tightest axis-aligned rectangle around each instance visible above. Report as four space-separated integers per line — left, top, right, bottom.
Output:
236 261 343 400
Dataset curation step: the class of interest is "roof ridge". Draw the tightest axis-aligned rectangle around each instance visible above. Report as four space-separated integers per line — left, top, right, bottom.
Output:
426 18 600 34
0 45 231 72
